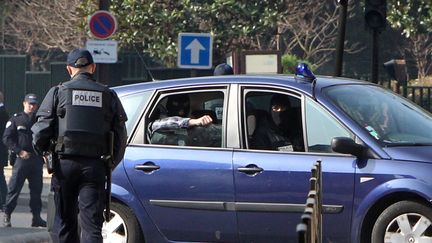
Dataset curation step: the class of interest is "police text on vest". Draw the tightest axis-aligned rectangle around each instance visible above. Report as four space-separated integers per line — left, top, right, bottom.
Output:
72 90 102 107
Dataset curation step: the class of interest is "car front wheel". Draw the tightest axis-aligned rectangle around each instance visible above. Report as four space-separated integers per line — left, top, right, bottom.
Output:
102 201 144 243
371 200 432 243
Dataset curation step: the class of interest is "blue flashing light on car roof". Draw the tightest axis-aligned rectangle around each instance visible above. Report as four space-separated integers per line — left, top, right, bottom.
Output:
295 63 316 82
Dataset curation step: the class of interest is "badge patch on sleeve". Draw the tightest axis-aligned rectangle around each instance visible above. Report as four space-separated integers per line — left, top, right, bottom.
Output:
72 90 102 107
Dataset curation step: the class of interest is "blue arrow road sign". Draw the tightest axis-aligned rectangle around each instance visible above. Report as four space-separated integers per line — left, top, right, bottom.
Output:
178 33 212 69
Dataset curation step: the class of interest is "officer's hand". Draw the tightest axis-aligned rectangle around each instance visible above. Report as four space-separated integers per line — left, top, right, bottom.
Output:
189 115 213 127
18 150 31 160
42 154 50 164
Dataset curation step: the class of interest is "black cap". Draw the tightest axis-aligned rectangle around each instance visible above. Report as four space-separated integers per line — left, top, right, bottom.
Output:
214 63 234 76
24 93 38 104
67 48 94 68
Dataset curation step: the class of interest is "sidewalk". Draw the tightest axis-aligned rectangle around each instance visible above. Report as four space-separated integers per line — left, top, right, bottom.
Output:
0 227 50 243
0 165 51 243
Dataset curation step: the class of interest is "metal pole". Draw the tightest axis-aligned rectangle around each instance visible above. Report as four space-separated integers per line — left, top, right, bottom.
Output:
334 0 348 77
98 0 110 85
371 29 379 83
99 0 109 10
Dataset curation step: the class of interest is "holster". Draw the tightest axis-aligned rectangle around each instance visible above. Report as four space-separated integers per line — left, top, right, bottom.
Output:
44 139 59 174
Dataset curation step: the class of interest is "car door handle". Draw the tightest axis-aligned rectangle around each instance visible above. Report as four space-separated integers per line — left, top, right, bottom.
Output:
237 164 263 175
135 162 160 173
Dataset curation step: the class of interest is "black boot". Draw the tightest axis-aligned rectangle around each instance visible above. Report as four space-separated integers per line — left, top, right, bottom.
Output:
31 215 47 227
3 214 11 227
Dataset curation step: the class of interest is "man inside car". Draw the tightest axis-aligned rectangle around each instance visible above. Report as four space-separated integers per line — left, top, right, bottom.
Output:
148 94 215 146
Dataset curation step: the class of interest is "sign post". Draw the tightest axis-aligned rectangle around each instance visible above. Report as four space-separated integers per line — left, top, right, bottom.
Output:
87 10 118 87
178 33 212 69
87 10 118 85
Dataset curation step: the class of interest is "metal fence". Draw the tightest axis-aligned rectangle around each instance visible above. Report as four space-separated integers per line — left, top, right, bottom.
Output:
0 55 214 114
405 86 432 112
2 54 432 114
297 160 322 243
380 80 432 112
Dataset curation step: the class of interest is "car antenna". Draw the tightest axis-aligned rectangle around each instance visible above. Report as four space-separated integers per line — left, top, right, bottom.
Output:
133 44 156 81
295 63 317 100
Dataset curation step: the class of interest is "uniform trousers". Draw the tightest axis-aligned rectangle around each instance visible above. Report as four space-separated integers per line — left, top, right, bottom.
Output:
0 166 7 209
4 156 43 215
52 158 106 243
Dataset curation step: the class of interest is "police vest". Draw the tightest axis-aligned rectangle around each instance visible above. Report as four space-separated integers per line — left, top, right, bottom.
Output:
56 77 113 158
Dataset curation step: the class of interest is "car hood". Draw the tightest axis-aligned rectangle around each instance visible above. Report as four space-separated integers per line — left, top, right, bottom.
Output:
383 146 432 163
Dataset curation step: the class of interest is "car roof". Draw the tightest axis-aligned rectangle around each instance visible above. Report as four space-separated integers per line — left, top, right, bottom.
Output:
112 74 371 97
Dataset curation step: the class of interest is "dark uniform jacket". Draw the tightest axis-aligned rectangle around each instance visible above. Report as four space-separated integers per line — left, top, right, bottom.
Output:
3 111 36 157
31 72 128 167
0 105 9 166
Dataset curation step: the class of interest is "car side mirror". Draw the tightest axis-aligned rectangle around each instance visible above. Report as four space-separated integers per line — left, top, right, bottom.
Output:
331 137 368 158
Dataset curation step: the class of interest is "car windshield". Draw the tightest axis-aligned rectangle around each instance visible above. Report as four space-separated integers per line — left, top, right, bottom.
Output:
324 84 432 146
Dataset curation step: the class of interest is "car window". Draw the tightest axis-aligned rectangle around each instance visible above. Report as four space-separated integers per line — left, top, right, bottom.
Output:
305 97 353 153
118 91 152 136
145 90 225 147
243 90 305 152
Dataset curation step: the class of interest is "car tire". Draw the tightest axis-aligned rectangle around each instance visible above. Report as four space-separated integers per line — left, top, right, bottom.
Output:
102 201 144 243
371 200 432 243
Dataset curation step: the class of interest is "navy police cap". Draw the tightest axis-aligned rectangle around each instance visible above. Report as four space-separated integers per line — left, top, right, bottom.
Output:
24 93 38 104
214 63 234 76
67 48 94 68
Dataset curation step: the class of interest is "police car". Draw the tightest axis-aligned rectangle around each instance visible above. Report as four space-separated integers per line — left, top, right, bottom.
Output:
103 64 432 243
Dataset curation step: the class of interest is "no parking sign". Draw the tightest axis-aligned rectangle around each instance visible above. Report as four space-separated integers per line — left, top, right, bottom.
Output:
88 11 117 39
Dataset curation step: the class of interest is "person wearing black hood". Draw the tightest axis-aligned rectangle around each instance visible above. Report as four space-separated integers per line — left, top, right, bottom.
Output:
250 94 304 152
148 94 213 136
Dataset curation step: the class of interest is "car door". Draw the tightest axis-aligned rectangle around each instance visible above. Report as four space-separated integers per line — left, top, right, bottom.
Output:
233 87 356 242
124 87 238 242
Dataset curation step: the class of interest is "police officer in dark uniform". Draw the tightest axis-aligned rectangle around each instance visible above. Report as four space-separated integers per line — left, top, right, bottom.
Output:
3 93 46 227
213 63 234 75
0 91 10 212
32 48 127 243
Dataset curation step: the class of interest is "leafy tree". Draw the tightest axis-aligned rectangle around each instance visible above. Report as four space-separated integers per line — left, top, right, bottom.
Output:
81 0 286 67
387 0 432 81
281 54 315 74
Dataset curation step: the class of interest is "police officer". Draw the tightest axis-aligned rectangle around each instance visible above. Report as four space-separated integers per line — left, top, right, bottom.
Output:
213 63 234 75
0 91 9 212
3 93 46 227
32 48 127 243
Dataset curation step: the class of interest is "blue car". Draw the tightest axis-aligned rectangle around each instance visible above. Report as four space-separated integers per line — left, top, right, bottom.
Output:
102 67 432 243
